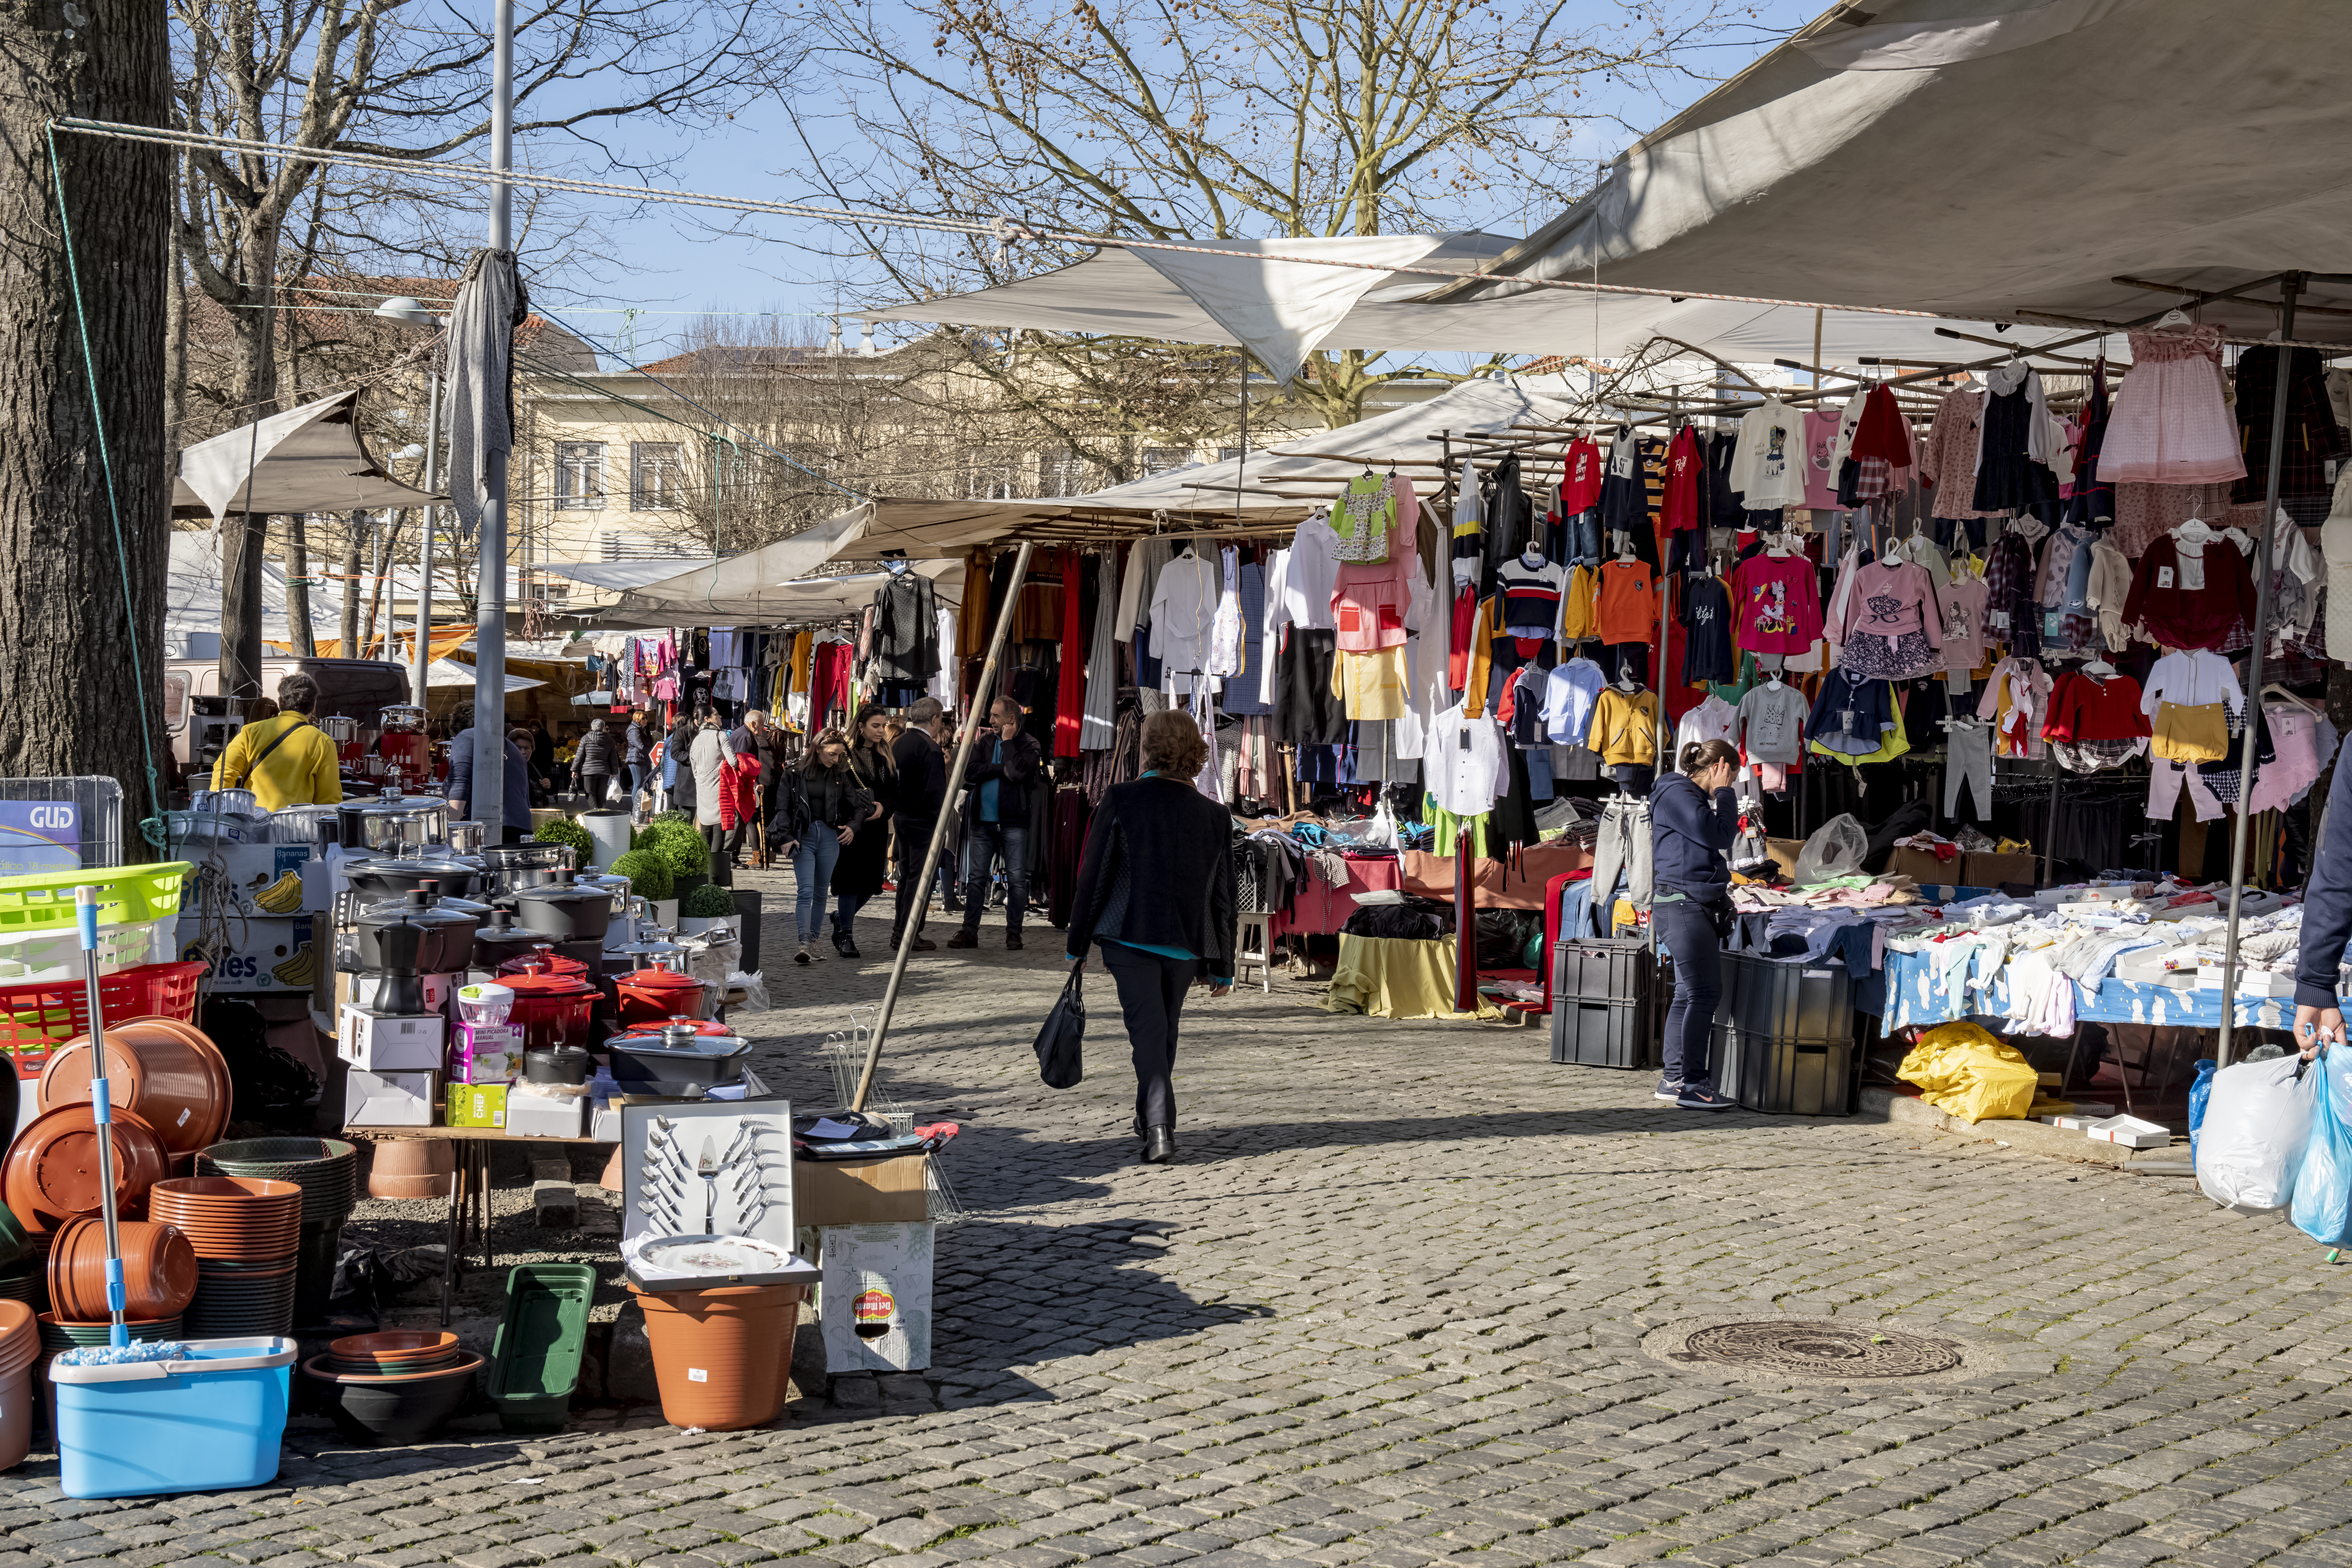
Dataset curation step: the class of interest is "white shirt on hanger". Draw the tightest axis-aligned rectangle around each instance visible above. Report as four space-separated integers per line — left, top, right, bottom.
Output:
1148 550 1221 693
1426 699 1505 815
1279 510 1341 630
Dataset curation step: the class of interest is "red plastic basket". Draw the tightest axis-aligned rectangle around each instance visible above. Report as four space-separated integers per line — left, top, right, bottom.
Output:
0 959 209 1080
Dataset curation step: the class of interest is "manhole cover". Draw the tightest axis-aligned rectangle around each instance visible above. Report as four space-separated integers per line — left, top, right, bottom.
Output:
1639 1314 1999 1386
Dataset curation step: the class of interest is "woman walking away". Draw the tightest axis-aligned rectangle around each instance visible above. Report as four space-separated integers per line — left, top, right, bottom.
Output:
663 712 697 817
1065 709 1237 1166
1650 737 1742 1111
689 714 730 860
828 705 896 958
770 729 872 966
623 710 650 812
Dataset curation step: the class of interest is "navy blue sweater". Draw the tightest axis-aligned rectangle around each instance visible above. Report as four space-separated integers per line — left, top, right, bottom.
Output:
1649 771 1737 901
2296 728 2352 1009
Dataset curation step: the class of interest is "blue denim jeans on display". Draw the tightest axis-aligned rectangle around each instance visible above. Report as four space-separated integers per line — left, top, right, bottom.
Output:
791 821 843 942
961 818 1029 931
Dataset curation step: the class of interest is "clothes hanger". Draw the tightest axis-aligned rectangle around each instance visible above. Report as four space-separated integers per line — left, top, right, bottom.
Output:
2176 516 2213 546
2260 682 2322 716
2157 308 2192 329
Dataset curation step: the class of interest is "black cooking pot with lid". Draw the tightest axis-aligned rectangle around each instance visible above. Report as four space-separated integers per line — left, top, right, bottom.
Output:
470 908 547 969
522 1046 592 1086
514 867 614 944
343 854 482 902
352 886 480 975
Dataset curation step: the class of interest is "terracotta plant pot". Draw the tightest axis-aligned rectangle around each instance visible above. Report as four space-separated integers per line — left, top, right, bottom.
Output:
146 1176 302 1261
367 1140 456 1201
626 1282 804 1431
38 1018 232 1156
0 1366 27 1473
2 1106 172 1233
47 1217 197 1322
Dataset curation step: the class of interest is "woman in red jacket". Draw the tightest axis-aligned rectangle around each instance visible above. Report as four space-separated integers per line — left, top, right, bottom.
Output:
717 744 761 867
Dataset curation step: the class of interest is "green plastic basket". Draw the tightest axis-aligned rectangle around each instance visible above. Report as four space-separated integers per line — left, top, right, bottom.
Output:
488 1263 595 1433
0 863 190 943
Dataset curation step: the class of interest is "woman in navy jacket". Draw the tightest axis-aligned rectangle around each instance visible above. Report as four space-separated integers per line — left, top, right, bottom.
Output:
1650 738 1741 1111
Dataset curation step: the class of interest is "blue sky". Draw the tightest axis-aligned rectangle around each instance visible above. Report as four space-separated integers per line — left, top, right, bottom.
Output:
513 0 1827 370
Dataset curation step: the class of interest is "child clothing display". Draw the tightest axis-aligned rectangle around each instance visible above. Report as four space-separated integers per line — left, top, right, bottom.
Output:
1802 409 1843 513
1332 472 1401 563
1729 397 1807 510
1920 384 1997 521
1493 554 1566 638
1935 572 1990 673
1836 559 1945 680
1979 657 2053 760
2231 344 2347 501
1972 364 2063 515
1593 560 1659 645
1737 679 1807 763
1679 575 1735 684
2099 323 2246 485
2121 522 2260 652
1807 669 1893 756
1587 687 1659 768
2042 669 2150 774
1332 499 1422 652
1727 551 1823 657
1674 695 1736 754
1541 657 1607 747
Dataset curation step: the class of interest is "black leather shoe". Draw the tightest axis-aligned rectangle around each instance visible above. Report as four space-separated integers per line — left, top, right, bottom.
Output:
834 931 860 958
1004 931 1024 951
1142 1126 1176 1164
1133 1115 1145 1139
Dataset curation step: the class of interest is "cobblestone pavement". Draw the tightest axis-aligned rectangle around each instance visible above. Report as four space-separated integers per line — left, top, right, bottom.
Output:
8 863 2352 1567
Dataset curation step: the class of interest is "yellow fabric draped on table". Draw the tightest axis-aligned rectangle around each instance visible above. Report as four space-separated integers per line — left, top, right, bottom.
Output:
1322 935 1503 1021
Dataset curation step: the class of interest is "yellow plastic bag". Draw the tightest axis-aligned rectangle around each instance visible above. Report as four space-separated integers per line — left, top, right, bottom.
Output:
1896 1021 2041 1123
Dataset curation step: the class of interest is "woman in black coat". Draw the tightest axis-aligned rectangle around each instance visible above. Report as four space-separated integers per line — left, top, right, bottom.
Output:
826 704 896 958
1064 709 1236 1165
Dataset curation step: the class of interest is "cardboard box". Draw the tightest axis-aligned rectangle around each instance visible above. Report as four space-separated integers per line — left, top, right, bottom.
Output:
2085 1114 2170 1150
1961 852 2038 890
590 1106 622 1142
1886 847 1963 886
450 1021 522 1084
445 1083 507 1128
176 912 317 993
1765 838 1805 877
794 1154 930 1226
337 1006 445 1072
337 970 457 1015
346 1068 438 1127
506 1086 586 1138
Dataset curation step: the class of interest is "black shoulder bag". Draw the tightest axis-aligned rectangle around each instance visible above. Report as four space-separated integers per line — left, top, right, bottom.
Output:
1032 963 1086 1089
230 716 313 791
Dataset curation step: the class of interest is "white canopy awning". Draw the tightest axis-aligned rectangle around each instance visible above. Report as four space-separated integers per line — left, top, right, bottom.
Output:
537 558 716 592
1432 0 2352 341
427 657 544 693
828 377 1581 560
165 531 341 657
174 389 447 523
864 229 2103 364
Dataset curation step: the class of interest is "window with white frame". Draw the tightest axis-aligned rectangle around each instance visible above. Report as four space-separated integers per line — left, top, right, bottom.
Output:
631 442 684 511
1040 447 1087 497
1141 446 1189 475
553 442 606 510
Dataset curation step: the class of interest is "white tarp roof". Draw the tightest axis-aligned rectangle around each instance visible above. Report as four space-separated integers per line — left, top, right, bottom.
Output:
560 556 965 631
830 377 1581 560
864 230 2103 364
537 558 714 592
166 531 341 655
427 657 544 693
1432 0 2352 341
174 389 446 524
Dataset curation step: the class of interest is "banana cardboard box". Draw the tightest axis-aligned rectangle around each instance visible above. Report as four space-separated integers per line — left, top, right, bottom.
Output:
176 842 322 992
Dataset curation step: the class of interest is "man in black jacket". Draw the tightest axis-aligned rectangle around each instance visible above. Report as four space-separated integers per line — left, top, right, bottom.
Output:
888 697 950 952
948 696 1042 951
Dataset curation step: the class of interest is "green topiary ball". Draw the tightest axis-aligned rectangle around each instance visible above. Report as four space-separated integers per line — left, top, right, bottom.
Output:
608 849 673 903
645 817 708 877
532 816 593 863
680 881 737 918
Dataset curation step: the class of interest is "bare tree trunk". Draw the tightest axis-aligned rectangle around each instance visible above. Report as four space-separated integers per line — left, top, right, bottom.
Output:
285 514 315 657
217 252 281 701
339 510 363 653
162 233 186 460
0 0 170 850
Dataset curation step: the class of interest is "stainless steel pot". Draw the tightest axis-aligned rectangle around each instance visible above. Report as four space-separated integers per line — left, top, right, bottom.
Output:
337 789 450 852
443 820 487 855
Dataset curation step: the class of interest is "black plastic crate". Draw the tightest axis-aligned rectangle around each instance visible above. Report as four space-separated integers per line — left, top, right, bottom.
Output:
1713 1025 1858 1115
1553 938 1651 1004
1718 951 1855 1046
1551 996 1659 1070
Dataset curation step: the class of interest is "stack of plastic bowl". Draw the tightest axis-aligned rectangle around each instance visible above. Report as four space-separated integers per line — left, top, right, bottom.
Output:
148 1177 302 1338
0 1206 40 1316
45 1217 197 1324
197 1139 358 1327
0 1300 36 1470
301 1330 482 1445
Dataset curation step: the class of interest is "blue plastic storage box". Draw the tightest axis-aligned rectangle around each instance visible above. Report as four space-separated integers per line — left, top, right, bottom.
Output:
50 1336 295 1498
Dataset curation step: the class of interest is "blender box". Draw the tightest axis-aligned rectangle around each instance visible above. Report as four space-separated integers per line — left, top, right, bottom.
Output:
506 1086 586 1138
449 1021 523 1085
338 1006 445 1072
339 970 457 1015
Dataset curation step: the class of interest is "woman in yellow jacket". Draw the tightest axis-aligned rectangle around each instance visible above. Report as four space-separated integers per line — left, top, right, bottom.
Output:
209 674 343 809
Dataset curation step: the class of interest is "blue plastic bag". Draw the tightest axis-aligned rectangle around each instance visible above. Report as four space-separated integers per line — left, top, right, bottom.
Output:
2292 1054 2352 1246
2187 1058 2217 1168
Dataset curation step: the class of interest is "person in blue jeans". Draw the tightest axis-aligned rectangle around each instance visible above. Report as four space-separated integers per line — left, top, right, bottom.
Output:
948 695 1042 952
767 728 873 965
1648 738 1742 1111
623 710 650 812
1064 709 1237 1165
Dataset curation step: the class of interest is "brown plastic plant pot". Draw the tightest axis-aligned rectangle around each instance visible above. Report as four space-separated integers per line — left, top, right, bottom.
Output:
626 1281 805 1432
2 1106 172 1232
365 1140 456 1201
48 1217 197 1323
0 1365 28 1474
38 1018 233 1156
0 1300 36 1384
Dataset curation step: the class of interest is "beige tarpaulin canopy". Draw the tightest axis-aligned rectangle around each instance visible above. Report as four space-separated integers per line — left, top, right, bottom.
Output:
174 388 446 523
826 377 1584 561
1425 0 2352 339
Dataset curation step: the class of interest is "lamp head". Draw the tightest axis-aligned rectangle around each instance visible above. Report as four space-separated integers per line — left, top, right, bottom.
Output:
376 296 439 327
